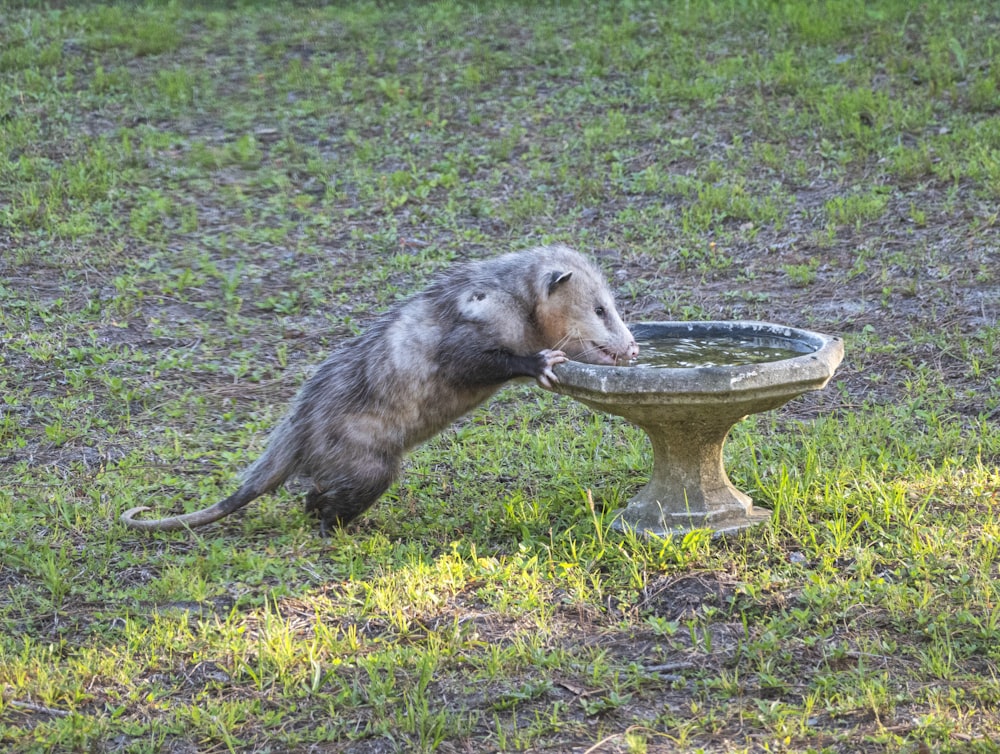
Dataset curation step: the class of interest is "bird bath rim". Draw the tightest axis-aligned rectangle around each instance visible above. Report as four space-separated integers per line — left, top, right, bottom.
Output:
550 320 842 402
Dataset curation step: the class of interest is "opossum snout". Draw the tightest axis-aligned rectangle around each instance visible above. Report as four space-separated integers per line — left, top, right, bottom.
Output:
603 337 639 364
625 338 639 361
597 324 639 365
572 336 638 366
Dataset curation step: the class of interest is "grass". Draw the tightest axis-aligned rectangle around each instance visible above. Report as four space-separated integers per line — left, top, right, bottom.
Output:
1 0 999 752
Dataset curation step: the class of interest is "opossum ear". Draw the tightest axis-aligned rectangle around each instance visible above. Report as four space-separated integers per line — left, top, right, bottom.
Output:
546 270 573 296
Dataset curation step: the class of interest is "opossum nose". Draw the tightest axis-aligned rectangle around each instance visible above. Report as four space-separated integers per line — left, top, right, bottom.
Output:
627 340 639 359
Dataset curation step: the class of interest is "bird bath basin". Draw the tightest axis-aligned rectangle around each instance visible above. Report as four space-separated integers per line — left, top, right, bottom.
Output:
549 321 844 537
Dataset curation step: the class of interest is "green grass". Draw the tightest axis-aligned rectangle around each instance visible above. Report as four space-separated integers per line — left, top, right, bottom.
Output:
2 1 999 752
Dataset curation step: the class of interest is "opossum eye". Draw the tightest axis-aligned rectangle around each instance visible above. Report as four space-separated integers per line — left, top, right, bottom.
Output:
594 306 607 318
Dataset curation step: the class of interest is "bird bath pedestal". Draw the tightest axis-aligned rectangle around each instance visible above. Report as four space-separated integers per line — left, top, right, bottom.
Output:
549 321 844 538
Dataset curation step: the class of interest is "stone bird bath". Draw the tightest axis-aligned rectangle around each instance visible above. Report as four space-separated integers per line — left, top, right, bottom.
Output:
549 321 844 537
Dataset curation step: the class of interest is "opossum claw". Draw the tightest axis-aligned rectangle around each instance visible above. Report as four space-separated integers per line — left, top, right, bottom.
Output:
537 349 568 388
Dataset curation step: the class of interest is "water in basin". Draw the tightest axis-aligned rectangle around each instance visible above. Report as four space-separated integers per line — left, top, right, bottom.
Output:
633 335 814 369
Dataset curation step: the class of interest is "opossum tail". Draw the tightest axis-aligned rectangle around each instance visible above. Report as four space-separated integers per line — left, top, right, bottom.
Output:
120 484 262 532
121 417 300 532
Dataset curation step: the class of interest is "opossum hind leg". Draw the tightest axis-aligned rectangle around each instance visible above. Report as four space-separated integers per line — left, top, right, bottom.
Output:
304 460 399 533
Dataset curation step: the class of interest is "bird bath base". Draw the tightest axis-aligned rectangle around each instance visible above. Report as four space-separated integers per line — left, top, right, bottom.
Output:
609 416 772 537
550 321 844 538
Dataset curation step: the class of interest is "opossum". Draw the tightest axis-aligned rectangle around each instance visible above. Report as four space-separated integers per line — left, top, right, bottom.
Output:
121 245 638 532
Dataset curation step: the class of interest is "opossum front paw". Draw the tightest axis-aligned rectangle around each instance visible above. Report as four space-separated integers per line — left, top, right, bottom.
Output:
536 349 568 389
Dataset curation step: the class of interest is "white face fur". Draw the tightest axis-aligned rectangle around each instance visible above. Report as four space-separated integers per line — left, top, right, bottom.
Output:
538 267 638 366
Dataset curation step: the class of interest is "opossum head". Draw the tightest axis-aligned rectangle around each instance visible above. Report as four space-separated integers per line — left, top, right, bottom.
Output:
534 253 639 366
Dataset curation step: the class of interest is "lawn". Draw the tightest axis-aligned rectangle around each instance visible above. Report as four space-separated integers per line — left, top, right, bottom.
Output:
1 1 999 752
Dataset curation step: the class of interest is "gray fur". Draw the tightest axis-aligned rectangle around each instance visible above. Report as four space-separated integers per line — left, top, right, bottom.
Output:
120 245 638 532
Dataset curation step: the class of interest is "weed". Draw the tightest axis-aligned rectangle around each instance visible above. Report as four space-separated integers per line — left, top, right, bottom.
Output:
825 190 890 229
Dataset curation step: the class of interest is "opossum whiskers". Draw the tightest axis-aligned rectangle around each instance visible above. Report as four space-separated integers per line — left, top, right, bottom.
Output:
555 332 631 366
551 332 575 353
580 341 627 364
